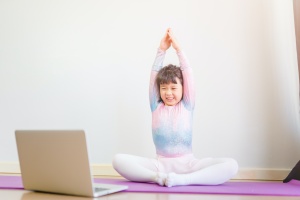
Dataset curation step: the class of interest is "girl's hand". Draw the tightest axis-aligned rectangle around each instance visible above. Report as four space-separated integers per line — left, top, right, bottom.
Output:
168 28 181 51
159 28 171 51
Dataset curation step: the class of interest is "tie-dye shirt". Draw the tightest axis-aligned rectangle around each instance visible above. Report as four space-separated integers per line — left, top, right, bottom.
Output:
149 49 195 157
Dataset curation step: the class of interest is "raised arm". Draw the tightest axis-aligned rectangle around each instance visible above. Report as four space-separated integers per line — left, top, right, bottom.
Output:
169 29 195 110
178 51 195 110
149 29 171 111
149 49 165 112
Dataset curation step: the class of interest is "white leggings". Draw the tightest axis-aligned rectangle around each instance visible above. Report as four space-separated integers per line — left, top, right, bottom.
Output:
112 154 238 187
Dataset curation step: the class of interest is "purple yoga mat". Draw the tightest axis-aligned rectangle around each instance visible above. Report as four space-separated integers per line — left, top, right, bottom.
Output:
1 175 300 196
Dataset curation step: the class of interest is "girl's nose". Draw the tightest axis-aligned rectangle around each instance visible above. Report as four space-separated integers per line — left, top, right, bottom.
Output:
166 89 172 95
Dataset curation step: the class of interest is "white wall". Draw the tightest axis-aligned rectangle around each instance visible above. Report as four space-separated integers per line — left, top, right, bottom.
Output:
0 0 299 170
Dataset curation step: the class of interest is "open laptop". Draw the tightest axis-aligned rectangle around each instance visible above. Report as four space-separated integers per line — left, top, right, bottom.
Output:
15 130 128 197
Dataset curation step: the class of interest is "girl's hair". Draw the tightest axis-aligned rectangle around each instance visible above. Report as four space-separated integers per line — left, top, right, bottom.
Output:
156 64 183 102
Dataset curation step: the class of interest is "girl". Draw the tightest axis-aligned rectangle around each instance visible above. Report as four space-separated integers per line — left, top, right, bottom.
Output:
112 28 238 187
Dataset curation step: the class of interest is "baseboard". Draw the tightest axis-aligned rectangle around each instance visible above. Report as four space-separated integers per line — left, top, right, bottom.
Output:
233 168 290 181
0 162 290 181
0 162 21 175
0 162 121 176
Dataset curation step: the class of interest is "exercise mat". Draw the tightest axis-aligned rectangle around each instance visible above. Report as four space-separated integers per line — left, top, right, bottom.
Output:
1 176 300 196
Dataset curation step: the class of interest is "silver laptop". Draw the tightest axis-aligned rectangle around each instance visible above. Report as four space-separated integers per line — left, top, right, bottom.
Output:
15 130 128 197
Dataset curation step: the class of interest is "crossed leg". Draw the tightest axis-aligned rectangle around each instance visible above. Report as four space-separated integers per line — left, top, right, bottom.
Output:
112 154 167 185
112 154 238 187
164 157 239 187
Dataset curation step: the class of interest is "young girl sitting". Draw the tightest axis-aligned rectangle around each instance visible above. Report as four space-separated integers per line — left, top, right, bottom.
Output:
112 28 238 187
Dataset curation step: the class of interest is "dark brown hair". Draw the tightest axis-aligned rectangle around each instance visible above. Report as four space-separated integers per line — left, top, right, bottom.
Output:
156 64 183 102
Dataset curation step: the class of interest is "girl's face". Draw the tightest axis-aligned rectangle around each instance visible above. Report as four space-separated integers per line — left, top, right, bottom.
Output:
159 77 183 106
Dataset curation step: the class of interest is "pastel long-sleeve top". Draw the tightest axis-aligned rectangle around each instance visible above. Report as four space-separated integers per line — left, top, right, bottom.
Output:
149 49 195 157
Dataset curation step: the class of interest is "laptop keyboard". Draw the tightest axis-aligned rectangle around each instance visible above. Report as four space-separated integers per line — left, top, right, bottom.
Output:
94 187 109 192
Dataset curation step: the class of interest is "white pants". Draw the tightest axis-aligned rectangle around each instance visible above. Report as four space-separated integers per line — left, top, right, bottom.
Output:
112 153 238 186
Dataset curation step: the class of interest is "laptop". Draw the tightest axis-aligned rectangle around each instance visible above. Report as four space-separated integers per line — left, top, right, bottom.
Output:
15 130 128 197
